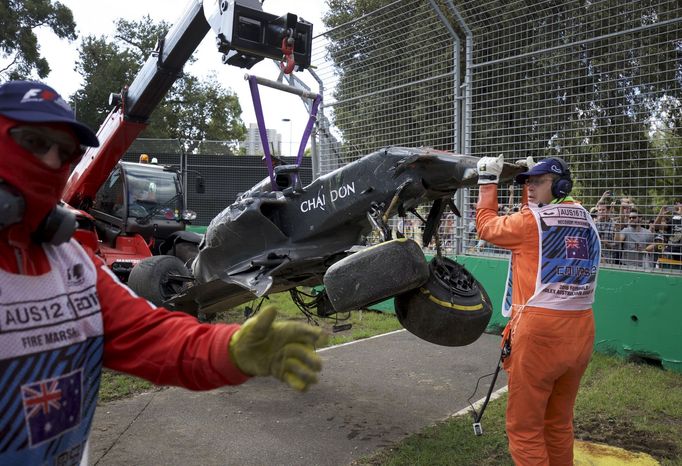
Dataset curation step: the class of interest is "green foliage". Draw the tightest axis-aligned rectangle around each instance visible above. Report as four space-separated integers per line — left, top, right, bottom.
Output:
462 0 682 207
0 0 77 80
71 36 138 130
322 0 456 160
99 369 157 403
156 73 246 151
323 0 395 28
71 16 246 145
323 0 682 208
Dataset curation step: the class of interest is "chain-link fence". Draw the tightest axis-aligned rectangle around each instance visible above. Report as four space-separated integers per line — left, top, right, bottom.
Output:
311 0 682 274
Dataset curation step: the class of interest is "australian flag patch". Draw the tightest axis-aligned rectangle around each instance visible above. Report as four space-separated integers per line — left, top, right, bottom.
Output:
565 236 589 260
21 369 82 446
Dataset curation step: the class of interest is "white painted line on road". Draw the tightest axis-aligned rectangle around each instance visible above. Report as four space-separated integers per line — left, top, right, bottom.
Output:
318 329 407 352
451 385 509 419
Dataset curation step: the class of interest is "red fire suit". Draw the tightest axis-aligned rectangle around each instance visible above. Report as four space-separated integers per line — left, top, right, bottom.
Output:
0 239 249 389
0 113 248 465
476 184 598 466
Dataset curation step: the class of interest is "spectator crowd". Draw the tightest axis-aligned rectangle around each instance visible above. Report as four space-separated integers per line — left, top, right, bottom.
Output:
590 192 681 270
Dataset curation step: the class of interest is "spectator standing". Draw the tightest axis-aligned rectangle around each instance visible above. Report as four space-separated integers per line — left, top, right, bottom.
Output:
653 200 682 269
616 209 654 268
594 202 617 264
617 197 636 221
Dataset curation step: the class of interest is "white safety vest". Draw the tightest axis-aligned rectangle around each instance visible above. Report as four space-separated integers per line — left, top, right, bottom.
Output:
0 240 103 466
501 203 601 317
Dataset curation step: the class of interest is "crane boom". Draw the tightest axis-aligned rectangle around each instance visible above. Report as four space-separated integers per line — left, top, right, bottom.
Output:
63 0 312 208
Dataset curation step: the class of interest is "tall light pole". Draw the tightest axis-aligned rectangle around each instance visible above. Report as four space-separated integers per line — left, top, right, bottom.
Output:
282 118 292 157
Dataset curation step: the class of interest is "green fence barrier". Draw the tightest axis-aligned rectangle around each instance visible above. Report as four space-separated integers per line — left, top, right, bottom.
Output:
186 225 207 234
456 256 682 373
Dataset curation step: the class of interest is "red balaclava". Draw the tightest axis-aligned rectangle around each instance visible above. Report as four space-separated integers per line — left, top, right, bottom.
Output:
0 81 99 238
0 115 73 234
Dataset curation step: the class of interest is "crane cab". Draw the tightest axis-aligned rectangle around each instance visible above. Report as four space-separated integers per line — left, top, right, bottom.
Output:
86 161 199 279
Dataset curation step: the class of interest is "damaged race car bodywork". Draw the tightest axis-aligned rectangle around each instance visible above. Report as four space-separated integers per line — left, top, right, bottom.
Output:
146 146 521 331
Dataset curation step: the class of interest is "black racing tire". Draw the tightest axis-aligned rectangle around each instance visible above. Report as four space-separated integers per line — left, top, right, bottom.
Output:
127 255 190 307
172 241 199 266
395 256 492 347
323 238 429 312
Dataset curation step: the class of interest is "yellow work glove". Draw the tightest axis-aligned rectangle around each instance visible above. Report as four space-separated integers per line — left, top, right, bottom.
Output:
228 306 326 391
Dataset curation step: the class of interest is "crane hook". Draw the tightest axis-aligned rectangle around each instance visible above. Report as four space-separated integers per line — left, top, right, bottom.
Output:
280 32 295 74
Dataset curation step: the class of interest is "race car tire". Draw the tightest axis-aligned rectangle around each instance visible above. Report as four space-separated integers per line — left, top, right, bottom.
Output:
127 255 190 307
394 256 492 347
172 241 200 266
323 238 429 312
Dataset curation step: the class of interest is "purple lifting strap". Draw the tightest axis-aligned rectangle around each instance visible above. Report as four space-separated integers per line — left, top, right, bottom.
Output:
247 75 276 189
296 94 321 166
247 74 322 191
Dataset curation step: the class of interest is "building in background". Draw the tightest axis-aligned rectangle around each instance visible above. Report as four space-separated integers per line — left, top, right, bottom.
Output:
243 123 282 156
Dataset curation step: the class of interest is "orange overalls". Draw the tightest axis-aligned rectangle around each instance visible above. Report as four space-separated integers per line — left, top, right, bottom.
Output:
476 184 599 466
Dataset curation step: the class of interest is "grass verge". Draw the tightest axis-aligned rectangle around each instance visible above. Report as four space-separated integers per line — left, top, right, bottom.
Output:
99 370 157 403
354 352 682 465
98 291 401 403
99 295 682 465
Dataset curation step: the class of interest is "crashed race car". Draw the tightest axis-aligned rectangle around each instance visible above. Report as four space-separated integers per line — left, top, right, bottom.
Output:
127 146 522 346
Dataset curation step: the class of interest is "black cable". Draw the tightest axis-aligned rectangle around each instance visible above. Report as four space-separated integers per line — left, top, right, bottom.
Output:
288 288 352 324
467 351 504 436
288 289 320 325
466 362 500 420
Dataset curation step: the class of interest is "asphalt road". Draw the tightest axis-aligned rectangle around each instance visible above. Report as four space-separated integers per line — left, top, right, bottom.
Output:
89 330 507 466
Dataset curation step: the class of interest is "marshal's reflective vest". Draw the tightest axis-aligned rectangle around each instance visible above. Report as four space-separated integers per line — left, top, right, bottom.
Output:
502 202 601 317
0 240 103 466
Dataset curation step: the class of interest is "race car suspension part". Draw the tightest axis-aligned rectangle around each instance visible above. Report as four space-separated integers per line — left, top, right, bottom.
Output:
422 197 446 249
381 180 411 224
367 201 392 241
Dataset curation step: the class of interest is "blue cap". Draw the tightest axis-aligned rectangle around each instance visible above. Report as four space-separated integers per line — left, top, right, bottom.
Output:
515 157 568 184
0 80 99 147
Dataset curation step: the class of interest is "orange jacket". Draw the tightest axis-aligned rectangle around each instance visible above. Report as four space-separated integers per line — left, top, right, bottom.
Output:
476 184 540 308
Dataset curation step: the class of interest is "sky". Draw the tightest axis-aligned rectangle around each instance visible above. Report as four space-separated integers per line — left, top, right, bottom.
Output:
37 0 327 156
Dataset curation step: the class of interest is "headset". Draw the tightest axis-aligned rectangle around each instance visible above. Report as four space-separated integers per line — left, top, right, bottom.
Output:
550 157 573 199
0 181 76 245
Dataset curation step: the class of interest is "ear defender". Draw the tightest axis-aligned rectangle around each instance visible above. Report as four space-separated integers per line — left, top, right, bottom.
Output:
551 157 573 198
33 204 77 245
2 181 76 245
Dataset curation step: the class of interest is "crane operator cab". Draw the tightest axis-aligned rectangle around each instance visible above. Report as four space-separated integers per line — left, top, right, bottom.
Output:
91 161 200 257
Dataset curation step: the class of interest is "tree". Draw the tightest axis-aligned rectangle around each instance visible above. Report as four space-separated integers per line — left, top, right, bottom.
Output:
0 0 77 80
322 0 456 160
71 36 138 129
71 16 246 148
